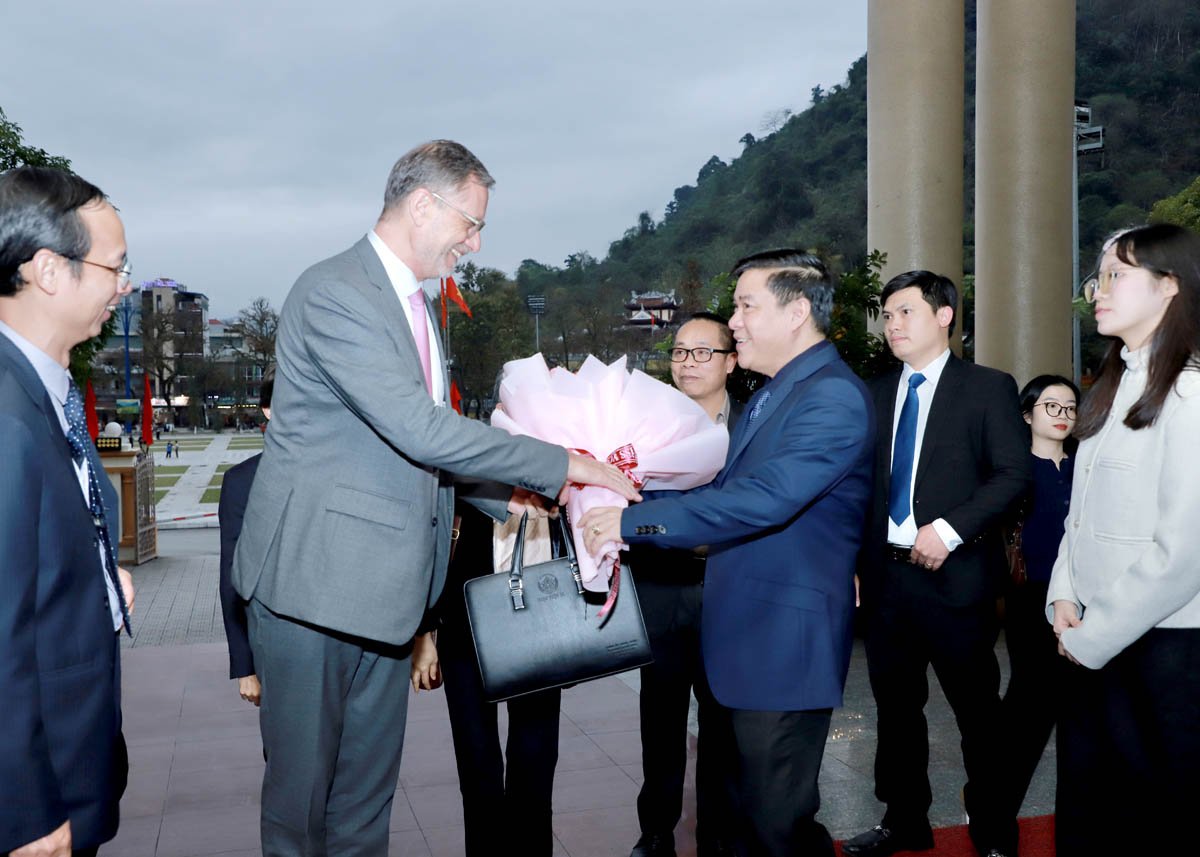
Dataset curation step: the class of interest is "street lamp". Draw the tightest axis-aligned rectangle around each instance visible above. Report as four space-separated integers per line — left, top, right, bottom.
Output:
118 292 136 397
1072 100 1105 386
526 294 546 353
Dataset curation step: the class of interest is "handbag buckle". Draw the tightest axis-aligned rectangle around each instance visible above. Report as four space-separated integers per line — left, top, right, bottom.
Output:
508 575 525 610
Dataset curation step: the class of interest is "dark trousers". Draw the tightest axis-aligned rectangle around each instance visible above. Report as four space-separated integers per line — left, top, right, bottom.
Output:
1056 628 1200 857
724 707 833 857
439 618 561 857
248 598 413 857
864 561 1013 854
999 579 1061 817
636 579 735 851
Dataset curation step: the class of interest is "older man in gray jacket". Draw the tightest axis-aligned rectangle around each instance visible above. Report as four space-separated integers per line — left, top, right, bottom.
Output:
233 140 636 856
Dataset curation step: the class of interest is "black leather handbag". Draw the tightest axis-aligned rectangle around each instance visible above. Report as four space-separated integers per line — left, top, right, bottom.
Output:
464 513 653 702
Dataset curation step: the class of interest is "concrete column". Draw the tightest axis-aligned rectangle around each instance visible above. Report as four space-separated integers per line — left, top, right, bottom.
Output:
867 0 964 348
974 0 1075 383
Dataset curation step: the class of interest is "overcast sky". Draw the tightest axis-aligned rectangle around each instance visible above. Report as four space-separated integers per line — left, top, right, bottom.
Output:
3 1 865 318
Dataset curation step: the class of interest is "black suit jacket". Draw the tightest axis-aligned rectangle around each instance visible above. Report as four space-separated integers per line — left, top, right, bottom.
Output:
860 354 1030 608
219 453 260 678
0 333 126 852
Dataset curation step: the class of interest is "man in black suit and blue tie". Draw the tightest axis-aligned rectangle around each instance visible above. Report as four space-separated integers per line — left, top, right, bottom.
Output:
0 166 135 857
843 271 1030 857
583 250 876 857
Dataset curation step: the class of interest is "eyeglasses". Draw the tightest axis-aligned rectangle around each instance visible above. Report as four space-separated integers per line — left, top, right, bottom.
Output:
71 256 133 289
1080 269 1128 303
1037 402 1077 419
669 347 735 363
430 191 485 236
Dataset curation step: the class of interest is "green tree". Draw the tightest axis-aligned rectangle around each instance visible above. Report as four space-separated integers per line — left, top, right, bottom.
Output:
1150 175 1200 231
0 107 71 170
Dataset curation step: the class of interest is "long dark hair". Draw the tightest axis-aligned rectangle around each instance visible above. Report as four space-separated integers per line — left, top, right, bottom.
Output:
1075 224 1200 439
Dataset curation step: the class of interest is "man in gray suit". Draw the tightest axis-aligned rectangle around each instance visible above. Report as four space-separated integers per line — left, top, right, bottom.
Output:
232 140 637 855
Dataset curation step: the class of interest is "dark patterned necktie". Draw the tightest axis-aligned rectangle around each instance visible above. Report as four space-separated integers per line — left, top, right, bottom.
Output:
747 388 772 423
65 381 131 635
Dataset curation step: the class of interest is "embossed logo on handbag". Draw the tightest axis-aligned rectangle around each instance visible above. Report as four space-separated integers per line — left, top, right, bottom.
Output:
538 573 559 595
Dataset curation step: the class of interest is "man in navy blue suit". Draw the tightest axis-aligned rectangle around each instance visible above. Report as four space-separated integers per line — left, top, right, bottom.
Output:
582 249 876 857
0 166 135 857
218 374 273 707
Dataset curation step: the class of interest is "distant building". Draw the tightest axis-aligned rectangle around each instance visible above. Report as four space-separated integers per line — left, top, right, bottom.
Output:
624 289 679 327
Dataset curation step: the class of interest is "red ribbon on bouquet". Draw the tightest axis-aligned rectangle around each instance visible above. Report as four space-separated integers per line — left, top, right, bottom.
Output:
570 444 644 621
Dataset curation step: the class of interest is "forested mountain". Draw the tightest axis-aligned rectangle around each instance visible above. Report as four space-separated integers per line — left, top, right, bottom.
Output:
519 0 1199 295
451 0 1200 399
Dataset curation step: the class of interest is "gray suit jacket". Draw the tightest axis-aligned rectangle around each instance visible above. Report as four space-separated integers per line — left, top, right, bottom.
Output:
232 237 567 645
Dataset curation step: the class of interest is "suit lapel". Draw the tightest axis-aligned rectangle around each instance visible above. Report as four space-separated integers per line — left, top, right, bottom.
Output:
728 343 839 465
914 354 963 490
352 238 444 401
0 334 96 521
875 369 902 505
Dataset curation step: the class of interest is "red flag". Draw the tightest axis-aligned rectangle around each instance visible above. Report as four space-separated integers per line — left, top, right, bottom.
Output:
84 379 99 440
142 372 154 445
450 379 463 414
445 275 472 318
439 278 449 329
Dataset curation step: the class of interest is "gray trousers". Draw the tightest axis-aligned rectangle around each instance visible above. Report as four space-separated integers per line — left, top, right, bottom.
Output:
248 598 413 857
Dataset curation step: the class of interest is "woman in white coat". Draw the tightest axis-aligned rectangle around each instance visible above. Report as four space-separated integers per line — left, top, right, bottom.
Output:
1048 222 1200 856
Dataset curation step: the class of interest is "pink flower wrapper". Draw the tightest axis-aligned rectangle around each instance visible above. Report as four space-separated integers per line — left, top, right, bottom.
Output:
490 353 729 590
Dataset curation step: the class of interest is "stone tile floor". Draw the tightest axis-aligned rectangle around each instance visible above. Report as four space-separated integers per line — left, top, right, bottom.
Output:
106 529 1055 855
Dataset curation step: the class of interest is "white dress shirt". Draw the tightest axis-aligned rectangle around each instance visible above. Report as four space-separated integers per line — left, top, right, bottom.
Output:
887 348 962 551
0 319 123 631
366 230 445 404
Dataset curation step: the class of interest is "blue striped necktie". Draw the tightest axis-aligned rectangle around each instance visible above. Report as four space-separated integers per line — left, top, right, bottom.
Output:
65 381 132 635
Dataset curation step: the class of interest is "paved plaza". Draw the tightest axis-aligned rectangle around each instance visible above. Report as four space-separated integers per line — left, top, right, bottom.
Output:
146 430 265 529
107 525 1056 856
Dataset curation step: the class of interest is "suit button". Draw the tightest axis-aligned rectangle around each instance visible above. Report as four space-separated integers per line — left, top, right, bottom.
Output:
432 517 438 527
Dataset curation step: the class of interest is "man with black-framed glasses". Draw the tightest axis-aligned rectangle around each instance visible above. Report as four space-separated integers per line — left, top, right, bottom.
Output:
627 311 740 857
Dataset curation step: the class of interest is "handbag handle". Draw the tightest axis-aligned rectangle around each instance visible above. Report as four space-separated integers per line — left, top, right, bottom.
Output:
507 513 583 610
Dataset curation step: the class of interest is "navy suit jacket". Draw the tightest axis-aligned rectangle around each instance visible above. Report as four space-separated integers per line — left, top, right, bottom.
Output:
219 453 259 679
623 341 875 711
0 333 126 852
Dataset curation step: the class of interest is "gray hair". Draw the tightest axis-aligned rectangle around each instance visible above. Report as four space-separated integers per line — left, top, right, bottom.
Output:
731 248 834 334
0 166 106 296
382 140 494 213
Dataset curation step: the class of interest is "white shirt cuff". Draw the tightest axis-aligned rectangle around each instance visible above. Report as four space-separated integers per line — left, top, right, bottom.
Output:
931 518 962 551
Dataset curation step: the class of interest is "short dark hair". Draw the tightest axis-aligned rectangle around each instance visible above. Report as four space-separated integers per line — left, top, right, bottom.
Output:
675 310 734 350
731 249 834 334
382 140 495 214
0 166 106 296
1018 374 1079 415
880 270 959 336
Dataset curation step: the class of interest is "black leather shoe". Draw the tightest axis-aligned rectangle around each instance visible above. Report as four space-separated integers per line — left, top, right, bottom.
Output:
841 824 935 857
630 833 676 857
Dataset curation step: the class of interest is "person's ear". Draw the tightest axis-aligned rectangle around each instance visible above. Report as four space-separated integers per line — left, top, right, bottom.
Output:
1159 273 1180 300
1023 411 1033 426
22 248 64 295
408 188 435 227
936 304 954 330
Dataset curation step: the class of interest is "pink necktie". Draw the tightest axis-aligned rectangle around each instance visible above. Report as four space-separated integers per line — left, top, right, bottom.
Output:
407 291 434 393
